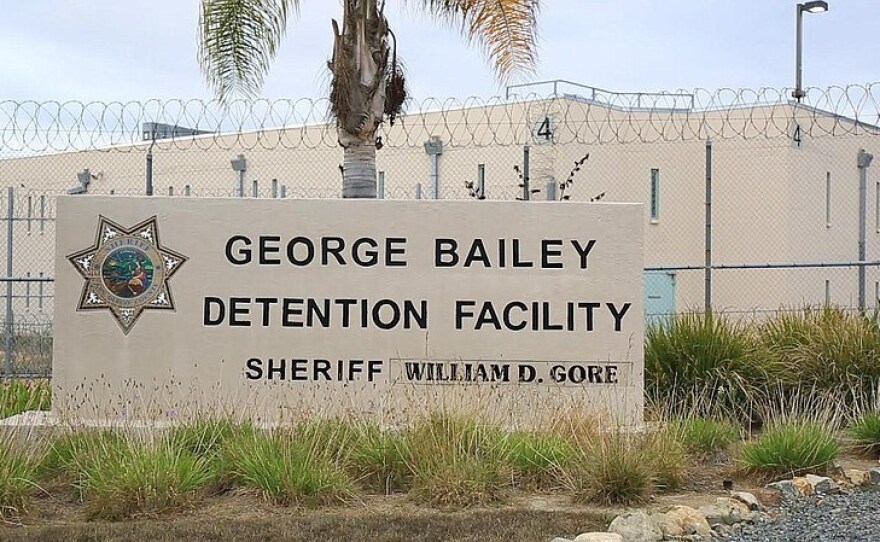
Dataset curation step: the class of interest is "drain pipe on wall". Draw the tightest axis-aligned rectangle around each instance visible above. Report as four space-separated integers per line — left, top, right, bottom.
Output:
424 136 443 199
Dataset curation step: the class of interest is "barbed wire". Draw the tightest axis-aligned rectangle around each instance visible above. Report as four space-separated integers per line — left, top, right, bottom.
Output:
0 84 879 156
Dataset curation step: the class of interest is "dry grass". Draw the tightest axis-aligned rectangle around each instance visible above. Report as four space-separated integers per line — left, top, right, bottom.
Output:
0 495 606 542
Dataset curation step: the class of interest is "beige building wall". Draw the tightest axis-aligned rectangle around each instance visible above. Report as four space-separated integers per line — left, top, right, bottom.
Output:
3 97 878 321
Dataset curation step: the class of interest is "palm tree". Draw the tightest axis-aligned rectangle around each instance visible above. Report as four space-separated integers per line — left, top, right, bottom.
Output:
199 0 541 198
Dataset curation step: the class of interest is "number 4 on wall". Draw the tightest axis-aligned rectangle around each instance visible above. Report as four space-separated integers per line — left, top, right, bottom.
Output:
534 116 555 144
792 123 803 148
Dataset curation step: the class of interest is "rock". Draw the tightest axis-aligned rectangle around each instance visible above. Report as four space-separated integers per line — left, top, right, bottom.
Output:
791 477 814 496
748 487 782 508
663 506 713 537
699 497 753 526
608 511 663 542
573 534 622 542
712 523 732 537
551 538 574 542
731 491 762 511
698 504 724 526
767 480 799 498
869 468 880 485
805 474 838 494
649 512 683 538
844 469 869 486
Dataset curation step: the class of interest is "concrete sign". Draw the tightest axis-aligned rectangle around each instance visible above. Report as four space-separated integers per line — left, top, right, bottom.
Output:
54 197 644 427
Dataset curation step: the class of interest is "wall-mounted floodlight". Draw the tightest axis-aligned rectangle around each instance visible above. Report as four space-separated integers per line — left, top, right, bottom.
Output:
68 168 97 195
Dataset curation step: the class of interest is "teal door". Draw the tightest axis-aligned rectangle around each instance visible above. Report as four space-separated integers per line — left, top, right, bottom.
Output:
645 271 676 326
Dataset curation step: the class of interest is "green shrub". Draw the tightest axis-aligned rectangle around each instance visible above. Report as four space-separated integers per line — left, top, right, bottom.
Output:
0 379 50 418
564 431 652 505
850 411 880 455
226 429 355 507
672 417 741 456
739 419 839 477
645 311 765 416
0 442 39 519
506 432 576 489
759 307 880 409
349 424 411 494
79 438 214 520
405 415 508 508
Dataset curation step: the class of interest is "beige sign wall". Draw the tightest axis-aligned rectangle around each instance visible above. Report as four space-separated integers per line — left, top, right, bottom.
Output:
53 197 644 427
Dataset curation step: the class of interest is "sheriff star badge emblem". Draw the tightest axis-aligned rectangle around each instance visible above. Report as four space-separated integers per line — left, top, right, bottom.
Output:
67 216 187 335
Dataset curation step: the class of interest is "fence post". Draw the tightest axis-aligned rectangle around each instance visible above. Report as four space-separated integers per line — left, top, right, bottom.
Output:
705 140 713 313
146 147 154 196
858 149 874 313
522 145 531 201
377 171 385 200
415 183 423 200
4 187 14 375
546 178 557 201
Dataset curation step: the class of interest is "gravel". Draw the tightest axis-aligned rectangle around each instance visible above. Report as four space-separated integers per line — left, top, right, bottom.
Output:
719 487 880 541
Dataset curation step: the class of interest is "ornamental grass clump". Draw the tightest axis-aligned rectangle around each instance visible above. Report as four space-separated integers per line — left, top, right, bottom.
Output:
645 425 688 491
671 417 741 456
759 307 880 409
40 429 127 492
0 441 40 520
739 419 839 478
348 423 411 494
167 417 257 492
225 428 356 507
405 414 509 508
564 430 653 506
79 437 215 520
849 411 880 456
645 311 766 417
505 431 576 489
0 379 50 418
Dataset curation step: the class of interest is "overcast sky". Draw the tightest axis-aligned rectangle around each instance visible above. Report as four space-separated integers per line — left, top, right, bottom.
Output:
0 1 878 102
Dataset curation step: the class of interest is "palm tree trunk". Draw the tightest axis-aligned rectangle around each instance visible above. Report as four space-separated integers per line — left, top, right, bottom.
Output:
331 0 390 199
340 132 377 198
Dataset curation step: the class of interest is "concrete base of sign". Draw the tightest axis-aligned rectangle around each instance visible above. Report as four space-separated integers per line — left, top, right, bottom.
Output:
0 409 648 438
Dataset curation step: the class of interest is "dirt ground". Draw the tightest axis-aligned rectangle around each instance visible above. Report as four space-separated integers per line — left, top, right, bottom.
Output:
0 493 610 542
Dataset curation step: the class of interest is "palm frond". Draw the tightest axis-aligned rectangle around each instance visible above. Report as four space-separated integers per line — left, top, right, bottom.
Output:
418 0 541 80
198 0 299 101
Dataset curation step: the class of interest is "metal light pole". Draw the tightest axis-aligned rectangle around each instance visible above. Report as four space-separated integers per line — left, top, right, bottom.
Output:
792 1 829 102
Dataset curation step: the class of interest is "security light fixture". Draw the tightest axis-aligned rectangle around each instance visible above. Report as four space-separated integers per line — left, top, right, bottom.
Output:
801 1 829 13
792 2 829 102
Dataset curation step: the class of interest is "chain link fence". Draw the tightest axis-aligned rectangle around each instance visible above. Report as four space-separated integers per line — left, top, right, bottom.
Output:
3 81 880 376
